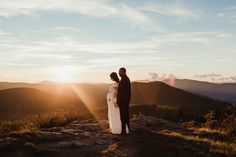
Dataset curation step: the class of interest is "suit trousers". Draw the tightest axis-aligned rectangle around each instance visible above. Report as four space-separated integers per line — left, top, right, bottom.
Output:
119 102 129 134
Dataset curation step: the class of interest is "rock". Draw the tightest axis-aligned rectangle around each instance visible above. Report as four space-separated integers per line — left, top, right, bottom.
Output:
56 141 75 148
46 127 65 132
24 142 35 147
73 140 85 146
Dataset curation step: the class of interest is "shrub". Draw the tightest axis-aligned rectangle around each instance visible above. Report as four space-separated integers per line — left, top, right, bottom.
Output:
204 110 218 129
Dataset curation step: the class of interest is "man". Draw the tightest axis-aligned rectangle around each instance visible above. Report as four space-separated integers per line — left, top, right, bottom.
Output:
117 67 131 135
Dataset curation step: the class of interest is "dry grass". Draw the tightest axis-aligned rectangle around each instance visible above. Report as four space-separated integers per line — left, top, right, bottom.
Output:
158 130 236 155
0 111 88 136
191 127 227 135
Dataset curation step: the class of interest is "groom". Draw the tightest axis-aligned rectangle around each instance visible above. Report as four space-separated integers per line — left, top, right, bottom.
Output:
117 67 131 135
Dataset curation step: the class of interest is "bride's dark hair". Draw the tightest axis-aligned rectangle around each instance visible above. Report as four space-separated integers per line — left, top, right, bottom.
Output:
110 72 119 83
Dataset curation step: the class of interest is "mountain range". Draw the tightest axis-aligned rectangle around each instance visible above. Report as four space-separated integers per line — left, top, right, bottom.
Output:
0 81 232 120
163 79 236 103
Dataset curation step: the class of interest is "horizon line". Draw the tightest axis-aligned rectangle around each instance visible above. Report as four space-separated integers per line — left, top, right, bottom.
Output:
0 79 235 85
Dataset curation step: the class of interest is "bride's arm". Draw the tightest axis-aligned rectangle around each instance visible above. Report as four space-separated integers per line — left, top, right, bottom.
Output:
112 85 118 107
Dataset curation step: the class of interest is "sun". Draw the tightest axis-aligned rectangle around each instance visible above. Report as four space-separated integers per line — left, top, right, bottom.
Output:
57 74 71 83
52 66 77 83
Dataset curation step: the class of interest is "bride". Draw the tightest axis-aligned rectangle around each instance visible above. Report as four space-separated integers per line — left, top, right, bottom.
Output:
107 72 129 134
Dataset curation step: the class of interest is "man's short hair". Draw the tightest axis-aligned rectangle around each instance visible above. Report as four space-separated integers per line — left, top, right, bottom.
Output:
119 67 126 73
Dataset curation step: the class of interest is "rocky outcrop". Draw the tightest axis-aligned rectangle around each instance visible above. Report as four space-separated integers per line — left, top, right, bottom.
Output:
0 115 235 157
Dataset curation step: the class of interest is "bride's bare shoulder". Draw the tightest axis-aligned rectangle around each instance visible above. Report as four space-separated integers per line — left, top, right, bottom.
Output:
111 82 119 88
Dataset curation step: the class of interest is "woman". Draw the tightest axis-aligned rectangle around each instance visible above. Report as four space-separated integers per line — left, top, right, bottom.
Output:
107 72 129 134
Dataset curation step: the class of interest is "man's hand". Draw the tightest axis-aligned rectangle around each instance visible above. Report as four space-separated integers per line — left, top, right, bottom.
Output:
114 103 119 108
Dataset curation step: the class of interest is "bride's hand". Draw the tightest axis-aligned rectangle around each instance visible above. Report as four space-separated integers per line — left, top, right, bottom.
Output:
114 103 118 107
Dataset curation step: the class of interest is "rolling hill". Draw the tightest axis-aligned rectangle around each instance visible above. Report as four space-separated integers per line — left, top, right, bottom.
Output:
131 81 231 118
0 87 90 120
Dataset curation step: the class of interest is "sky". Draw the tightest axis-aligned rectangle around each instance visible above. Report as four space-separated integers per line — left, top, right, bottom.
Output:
0 0 236 83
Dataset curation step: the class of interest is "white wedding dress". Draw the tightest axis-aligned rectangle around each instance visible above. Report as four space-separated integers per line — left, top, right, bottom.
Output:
107 82 129 134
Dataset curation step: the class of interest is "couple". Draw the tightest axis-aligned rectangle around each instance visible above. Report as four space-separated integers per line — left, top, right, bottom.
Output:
107 67 131 135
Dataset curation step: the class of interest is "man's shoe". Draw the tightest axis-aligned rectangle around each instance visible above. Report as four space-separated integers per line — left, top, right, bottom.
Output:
119 132 130 136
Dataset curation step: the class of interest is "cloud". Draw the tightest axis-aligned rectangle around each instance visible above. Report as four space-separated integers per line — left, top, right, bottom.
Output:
117 4 160 31
0 29 9 35
151 31 232 45
0 28 160 55
1 29 229 62
148 73 177 81
148 73 177 86
148 73 236 83
191 74 236 83
218 6 236 22
0 28 231 69
0 0 114 17
0 25 234 82
0 0 163 32
0 29 162 72
0 23 232 58
139 1 201 19
50 26 83 33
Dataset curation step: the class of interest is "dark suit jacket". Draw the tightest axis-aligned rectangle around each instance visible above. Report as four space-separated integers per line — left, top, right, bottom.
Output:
117 75 131 105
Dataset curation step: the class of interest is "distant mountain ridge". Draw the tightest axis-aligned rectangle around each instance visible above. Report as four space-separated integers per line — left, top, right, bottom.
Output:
163 79 236 103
